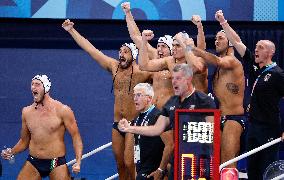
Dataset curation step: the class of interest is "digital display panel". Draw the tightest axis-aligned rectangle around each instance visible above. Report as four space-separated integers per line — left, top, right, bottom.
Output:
174 109 220 180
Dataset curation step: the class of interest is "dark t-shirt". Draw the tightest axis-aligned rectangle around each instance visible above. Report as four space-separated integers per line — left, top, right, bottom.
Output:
243 48 284 127
133 106 165 173
161 90 216 129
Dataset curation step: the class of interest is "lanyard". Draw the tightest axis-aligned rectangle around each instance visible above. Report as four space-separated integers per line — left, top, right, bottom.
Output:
135 105 155 141
251 62 276 96
135 105 155 126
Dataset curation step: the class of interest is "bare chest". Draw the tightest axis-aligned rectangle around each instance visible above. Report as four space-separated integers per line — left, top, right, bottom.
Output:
153 70 172 89
113 67 149 93
26 110 63 135
213 68 242 96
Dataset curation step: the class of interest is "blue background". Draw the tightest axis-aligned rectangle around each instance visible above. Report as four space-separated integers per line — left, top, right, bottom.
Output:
0 9 283 179
0 0 283 21
0 48 118 179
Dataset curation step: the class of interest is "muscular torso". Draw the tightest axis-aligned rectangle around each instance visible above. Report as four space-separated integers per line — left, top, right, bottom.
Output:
213 60 245 115
152 70 174 110
24 101 66 159
112 63 151 122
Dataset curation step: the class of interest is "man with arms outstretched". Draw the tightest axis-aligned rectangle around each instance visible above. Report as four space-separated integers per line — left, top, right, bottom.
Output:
215 10 284 179
1 74 83 180
62 20 152 179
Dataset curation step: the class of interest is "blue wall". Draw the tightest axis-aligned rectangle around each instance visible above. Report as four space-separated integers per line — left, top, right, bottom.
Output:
0 48 118 179
1 0 283 21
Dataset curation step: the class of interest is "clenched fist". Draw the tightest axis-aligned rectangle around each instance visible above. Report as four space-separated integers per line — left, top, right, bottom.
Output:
121 2 131 14
142 30 154 41
62 19 74 32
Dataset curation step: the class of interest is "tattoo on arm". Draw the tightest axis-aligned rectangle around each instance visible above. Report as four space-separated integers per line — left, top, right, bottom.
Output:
226 83 239 94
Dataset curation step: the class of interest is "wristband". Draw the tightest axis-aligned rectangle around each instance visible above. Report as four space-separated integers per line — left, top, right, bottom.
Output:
158 168 165 174
220 20 228 26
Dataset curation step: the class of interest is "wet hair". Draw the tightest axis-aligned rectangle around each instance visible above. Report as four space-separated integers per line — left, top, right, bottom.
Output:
134 83 154 98
173 63 193 78
216 30 233 56
219 30 233 47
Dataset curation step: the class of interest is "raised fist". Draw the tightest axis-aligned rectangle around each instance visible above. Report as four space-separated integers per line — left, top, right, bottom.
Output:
121 2 131 14
72 162 81 174
191 15 202 26
62 19 74 32
215 10 226 23
142 30 154 41
1 148 13 160
118 118 131 132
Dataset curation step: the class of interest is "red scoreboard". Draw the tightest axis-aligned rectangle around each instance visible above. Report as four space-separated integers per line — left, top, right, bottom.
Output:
174 109 221 180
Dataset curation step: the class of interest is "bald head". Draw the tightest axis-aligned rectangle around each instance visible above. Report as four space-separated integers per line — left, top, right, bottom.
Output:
259 40 275 56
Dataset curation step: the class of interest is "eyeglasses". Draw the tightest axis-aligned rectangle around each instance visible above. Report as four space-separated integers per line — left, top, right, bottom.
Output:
133 93 148 98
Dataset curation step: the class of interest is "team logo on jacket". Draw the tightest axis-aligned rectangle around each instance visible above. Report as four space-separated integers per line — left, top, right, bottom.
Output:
264 73 271 82
253 65 258 71
170 106 175 111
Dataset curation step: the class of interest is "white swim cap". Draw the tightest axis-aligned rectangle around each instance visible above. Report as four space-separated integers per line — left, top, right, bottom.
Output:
158 35 173 51
122 43 138 60
32 74 51 94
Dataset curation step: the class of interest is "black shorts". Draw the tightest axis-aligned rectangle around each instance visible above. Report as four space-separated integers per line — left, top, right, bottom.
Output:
112 122 126 137
27 154 66 177
221 115 247 131
221 115 248 153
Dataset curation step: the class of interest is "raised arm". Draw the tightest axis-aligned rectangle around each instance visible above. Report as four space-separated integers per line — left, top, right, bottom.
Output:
62 105 83 173
174 32 206 73
138 30 169 72
62 19 116 72
192 46 238 69
192 15 206 50
121 2 141 46
9 108 31 156
118 115 170 136
215 10 247 57
121 2 157 59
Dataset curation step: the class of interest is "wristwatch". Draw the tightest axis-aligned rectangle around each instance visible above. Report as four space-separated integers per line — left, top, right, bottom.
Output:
157 168 166 176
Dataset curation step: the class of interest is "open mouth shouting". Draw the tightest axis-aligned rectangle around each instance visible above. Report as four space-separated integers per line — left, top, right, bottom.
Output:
32 90 40 101
119 57 127 64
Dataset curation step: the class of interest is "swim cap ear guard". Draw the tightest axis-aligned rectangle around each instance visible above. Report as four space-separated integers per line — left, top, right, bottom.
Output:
32 74 51 94
158 35 173 54
122 43 138 60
